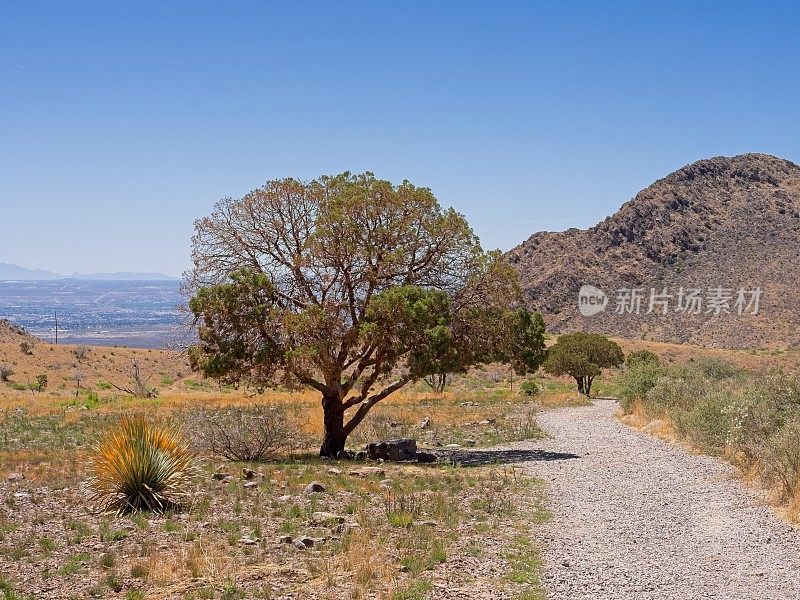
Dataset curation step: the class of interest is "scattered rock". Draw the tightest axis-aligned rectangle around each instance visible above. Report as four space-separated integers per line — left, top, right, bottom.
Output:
242 468 258 480
444 443 461 449
311 512 346 526
354 451 368 461
336 450 353 460
478 419 495 425
418 416 431 429
294 537 313 549
243 481 259 489
327 467 342 475
366 438 417 462
211 472 231 481
6 473 24 483
348 467 386 478
416 451 437 464
278 535 294 544
304 481 326 494
238 537 259 546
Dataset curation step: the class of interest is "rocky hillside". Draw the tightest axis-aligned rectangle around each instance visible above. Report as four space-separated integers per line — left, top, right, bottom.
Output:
509 153 800 349
0 319 35 345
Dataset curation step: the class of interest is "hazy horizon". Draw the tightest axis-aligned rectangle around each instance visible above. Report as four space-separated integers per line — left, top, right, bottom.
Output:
3 2 800 275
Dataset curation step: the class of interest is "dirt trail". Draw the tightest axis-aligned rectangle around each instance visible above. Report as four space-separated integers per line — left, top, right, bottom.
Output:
521 399 800 600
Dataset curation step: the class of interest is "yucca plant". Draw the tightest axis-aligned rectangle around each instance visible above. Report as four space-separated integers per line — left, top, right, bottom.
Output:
88 415 197 514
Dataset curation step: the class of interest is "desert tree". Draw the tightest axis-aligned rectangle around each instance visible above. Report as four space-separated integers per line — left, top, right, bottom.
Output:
498 308 547 391
543 332 623 396
186 172 522 456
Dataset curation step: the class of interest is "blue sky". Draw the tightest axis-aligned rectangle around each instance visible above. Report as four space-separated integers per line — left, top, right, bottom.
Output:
2 1 799 277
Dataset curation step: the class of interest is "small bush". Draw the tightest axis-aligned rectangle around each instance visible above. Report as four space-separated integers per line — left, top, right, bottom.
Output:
760 420 800 498
19 341 33 356
88 415 197 514
191 405 301 461
672 390 735 454
625 349 660 368
0 364 13 382
617 361 664 413
518 379 540 397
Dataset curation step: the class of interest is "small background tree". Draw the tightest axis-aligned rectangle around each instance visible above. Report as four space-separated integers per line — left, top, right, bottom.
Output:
543 332 623 396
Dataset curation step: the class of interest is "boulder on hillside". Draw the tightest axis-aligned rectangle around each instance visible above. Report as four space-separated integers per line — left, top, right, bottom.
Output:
365 438 417 462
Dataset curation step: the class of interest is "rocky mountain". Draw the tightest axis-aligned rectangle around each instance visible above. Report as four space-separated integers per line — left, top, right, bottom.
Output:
509 153 800 349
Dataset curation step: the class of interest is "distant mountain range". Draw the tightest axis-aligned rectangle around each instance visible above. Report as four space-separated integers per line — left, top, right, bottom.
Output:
0 263 179 281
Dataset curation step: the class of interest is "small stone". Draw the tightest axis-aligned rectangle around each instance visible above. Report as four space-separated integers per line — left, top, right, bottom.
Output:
336 450 353 460
243 481 259 489
311 512 346 526
278 535 294 544
561 559 571 567
348 467 386 478
212 472 232 481
463 439 477 447
418 416 431 429
6 473 24 483
478 419 492 425
238 537 259 546
242 468 258 480
380 479 394 488
304 481 326 494
294 538 313 549
354 451 368 461
327 467 342 475
444 443 461 449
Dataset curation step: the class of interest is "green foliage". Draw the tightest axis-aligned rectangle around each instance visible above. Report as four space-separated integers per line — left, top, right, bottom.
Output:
625 349 660 368
543 333 623 396
501 309 547 376
186 172 523 455
88 415 197 514
519 379 540 397
617 361 664 412
34 374 48 392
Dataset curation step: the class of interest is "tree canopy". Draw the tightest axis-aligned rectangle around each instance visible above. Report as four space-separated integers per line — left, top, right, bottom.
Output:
187 172 526 456
543 332 624 396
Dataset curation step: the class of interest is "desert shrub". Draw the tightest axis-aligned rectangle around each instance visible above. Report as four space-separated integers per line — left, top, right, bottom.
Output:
0 364 13 382
19 341 33 355
191 405 301 461
617 361 664 412
681 356 740 381
33 374 48 392
88 415 196 514
625 349 660 368
728 372 800 461
518 379 540 397
759 420 800 498
672 390 735 454
642 372 708 416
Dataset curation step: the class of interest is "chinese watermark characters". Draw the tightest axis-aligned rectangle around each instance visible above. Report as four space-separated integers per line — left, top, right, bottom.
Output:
578 285 762 317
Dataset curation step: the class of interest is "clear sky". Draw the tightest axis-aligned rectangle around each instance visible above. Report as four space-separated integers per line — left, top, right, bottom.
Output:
2 1 799 277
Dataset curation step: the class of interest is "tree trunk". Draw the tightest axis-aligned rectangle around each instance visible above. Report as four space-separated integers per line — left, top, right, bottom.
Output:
575 377 585 395
319 398 347 457
585 376 594 397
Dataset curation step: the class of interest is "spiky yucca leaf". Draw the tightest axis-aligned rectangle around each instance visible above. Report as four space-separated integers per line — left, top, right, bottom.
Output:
88 415 196 514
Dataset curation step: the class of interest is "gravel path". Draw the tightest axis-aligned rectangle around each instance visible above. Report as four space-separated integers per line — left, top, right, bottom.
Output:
521 399 800 600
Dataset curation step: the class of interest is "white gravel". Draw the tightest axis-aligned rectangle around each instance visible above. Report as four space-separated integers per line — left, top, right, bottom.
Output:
520 399 800 600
